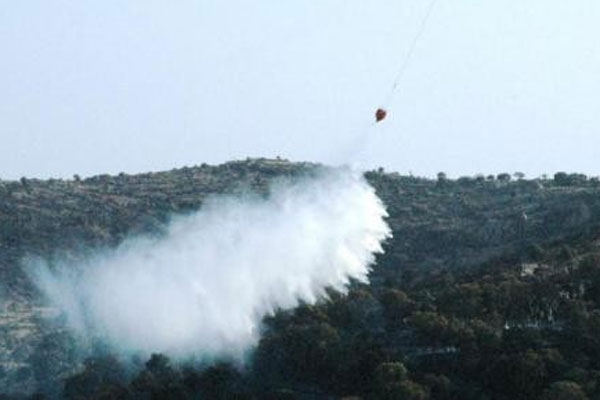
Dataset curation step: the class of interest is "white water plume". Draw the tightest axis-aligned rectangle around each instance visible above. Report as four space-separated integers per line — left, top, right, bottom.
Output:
29 169 391 360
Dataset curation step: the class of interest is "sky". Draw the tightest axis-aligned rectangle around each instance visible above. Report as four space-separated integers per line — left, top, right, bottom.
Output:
1 1 599 179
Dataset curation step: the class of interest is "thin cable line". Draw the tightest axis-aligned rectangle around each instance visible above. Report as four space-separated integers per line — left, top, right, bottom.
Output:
383 0 440 107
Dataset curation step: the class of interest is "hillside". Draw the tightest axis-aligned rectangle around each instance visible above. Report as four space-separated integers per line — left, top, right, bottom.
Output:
2 159 600 399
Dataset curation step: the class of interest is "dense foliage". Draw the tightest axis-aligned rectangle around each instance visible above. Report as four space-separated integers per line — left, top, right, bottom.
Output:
2 160 600 399
54 237 600 400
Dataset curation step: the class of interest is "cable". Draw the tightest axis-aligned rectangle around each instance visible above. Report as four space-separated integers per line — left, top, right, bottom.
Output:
349 0 440 169
383 0 440 108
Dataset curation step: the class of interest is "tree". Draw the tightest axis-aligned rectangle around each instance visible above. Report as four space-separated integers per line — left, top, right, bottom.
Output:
497 173 511 182
541 381 588 400
457 176 475 186
253 321 340 389
423 374 454 400
411 312 450 344
130 354 187 399
374 362 408 384
552 172 586 186
63 356 127 400
372 362 428 400
198 364 244 400
475 174 486 184
487 350 547 399
380 289 414 329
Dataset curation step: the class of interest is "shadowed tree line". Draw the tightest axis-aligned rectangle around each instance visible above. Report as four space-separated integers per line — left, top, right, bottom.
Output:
50 235 600 400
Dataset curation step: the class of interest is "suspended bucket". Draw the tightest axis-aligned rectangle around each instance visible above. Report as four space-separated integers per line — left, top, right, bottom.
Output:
375 108 387 123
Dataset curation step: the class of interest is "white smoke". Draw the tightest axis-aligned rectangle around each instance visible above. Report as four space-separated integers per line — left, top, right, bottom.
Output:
29 168 391 361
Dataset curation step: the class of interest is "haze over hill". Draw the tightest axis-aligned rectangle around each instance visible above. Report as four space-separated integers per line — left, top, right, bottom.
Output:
28 167 391 361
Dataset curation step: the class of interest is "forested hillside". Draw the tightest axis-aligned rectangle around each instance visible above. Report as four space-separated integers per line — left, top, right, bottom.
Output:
2 159 600 399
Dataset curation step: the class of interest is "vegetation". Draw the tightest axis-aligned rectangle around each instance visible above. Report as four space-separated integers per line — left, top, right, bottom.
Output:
2 159 600 399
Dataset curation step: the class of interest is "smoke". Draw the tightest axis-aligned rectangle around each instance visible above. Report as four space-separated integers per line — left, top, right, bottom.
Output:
28 168 391 361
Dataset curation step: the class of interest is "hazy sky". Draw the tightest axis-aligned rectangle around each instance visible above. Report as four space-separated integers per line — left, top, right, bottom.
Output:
1 1 599 179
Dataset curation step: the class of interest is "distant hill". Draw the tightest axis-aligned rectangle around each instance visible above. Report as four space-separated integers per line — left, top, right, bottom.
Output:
2 159 600 398
367 169 600 278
